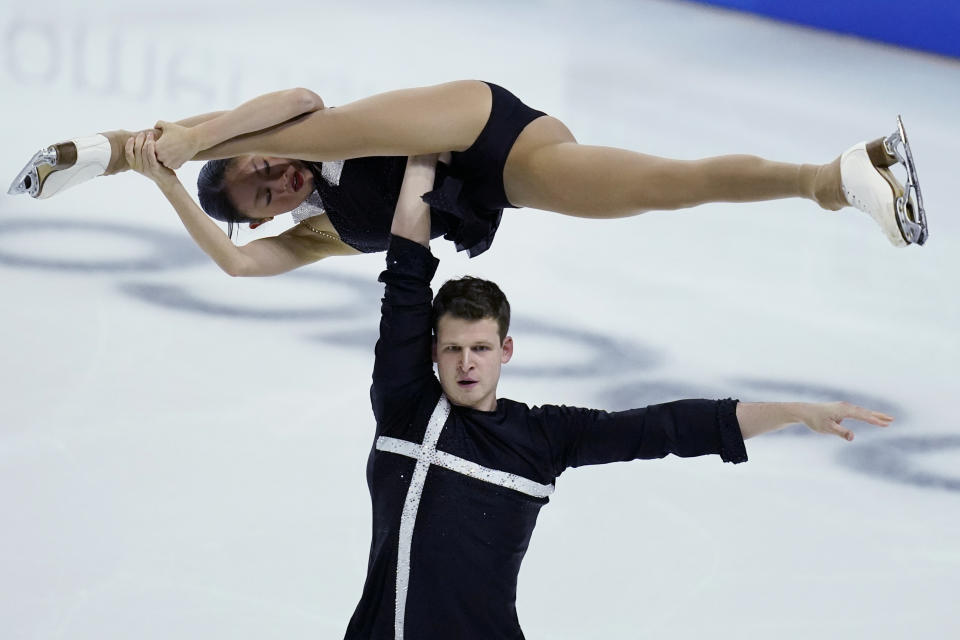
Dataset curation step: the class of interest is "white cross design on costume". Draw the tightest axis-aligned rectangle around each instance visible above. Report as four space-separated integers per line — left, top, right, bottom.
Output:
374 395 555 640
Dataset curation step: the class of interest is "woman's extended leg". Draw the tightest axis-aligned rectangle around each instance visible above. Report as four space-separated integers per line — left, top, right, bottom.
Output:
503 116 847 216
198 80 493 161
10 81 491 196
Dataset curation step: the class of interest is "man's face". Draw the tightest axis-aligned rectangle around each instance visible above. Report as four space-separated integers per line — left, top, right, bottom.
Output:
433 314 513 412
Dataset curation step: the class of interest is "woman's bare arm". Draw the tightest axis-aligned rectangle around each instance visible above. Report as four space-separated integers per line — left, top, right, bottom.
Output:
158 179 345 276
155 176 257 275
155 88 325 169
127 131 340 276
233 222 359 276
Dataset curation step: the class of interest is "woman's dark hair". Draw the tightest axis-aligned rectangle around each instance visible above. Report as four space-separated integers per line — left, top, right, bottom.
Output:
197 158 255 238
432 276 511 342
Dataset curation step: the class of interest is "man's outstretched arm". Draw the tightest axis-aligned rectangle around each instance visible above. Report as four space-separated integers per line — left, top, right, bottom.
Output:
540 398 894 474
737 401 893 441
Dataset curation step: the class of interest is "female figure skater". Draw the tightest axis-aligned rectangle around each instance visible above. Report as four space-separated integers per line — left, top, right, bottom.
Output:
9 81 927 277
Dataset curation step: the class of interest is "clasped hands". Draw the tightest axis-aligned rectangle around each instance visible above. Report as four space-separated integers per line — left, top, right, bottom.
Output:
124 121 199 187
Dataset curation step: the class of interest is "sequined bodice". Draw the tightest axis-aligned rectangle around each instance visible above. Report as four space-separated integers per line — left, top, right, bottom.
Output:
302 157 449 254
298 155 504 258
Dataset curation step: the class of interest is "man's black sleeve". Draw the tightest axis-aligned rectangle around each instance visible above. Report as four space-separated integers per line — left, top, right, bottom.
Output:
370 235 440 424
534 398 747 476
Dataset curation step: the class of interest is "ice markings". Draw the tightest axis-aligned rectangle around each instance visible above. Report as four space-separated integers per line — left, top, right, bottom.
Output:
120 270 378 322
0 219 202 272
734 378 902 425
506 317 661 378
310 317 662 378
1 218 657 380
5 217 944 495
600 380 718 411
837 436 960 493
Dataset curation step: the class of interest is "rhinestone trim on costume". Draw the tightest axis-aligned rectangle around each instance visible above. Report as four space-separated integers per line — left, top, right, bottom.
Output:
375 395 555 639
320 159 344 185
389 395 450 640
300 219 341 243
291 159 346 234
377 437 555 498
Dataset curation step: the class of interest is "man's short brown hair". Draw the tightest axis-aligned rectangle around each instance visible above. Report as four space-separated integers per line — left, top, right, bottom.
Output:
432 276 511 342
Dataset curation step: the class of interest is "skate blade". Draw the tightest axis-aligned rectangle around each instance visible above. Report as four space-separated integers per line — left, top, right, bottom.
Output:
883 115 928 245
7 147 59 198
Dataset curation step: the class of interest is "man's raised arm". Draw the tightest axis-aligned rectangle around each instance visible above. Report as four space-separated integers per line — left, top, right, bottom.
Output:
390 154 440 247
370 155 443 423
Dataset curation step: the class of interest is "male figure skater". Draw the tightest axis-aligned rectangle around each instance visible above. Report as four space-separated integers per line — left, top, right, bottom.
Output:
345 155 893 639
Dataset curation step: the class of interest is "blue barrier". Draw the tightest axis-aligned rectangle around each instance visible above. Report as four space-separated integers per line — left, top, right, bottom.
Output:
691 0 960 59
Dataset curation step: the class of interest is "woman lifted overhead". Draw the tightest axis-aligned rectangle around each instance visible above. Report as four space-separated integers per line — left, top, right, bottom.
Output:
9 81 927 277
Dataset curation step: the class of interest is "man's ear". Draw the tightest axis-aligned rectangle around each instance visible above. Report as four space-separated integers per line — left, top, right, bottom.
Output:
501 336 513 364
249 216 275 230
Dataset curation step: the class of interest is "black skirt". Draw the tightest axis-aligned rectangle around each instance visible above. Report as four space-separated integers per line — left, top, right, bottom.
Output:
315 82 546 257
423 82 546 257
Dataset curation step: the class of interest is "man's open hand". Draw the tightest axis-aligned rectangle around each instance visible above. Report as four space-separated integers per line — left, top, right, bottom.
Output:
797 402 893 441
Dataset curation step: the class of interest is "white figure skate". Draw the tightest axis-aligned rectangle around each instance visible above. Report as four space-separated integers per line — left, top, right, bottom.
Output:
7 134 112 199
840 116 927 247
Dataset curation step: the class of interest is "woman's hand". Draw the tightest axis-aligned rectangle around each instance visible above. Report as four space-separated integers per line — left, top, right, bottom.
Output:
125 131 178 188
796 402 893 441
154 120 202 170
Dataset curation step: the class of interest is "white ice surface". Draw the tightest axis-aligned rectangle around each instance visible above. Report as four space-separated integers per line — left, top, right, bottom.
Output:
1 1 959 638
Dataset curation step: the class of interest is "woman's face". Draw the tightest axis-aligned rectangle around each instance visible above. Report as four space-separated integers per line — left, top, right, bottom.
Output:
224 156 315 220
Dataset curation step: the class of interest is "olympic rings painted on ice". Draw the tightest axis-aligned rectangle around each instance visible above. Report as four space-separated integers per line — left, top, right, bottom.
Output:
0 218 203 272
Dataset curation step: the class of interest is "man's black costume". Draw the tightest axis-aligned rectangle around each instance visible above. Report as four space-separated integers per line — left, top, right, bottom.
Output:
344 235 748 639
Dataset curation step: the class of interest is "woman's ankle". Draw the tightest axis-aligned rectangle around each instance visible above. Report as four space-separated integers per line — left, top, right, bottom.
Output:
101 130 132 175
101 128 161 175
800 158 847 211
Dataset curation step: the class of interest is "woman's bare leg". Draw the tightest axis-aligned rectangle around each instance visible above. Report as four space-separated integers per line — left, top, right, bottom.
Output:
16 82 847 216
12 81 490 199
96 83 471 174
199 80 492 162
504 116 847 216
95 79 489 173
